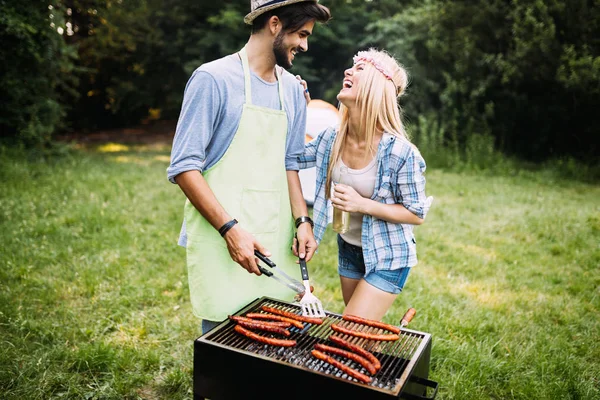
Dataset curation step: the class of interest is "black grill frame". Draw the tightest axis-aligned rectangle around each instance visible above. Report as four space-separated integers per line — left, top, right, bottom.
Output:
194 297 436 400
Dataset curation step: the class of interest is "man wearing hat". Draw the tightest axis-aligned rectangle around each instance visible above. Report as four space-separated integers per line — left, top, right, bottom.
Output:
167 1 331 333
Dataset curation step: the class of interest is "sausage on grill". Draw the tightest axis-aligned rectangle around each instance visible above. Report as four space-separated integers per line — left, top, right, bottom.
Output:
311 350 372 384
229 315 292 328
314 343 376 375
331 324 400 341
233 325 297 347
342 314 401 334
233 320 291 337
245 313 304 329
261 305 323 325
329 335 381 371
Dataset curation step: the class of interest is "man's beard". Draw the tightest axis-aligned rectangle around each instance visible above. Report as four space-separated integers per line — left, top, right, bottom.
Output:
273 31 293 70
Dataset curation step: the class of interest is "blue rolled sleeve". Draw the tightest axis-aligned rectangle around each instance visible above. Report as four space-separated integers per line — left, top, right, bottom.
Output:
167 71 220 183
396 149 433 219
284 84 307 171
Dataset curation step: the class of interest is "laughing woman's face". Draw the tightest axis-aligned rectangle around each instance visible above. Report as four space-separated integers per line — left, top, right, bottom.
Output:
337 61 366 107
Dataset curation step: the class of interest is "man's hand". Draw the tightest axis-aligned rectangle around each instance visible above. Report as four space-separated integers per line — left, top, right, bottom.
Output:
291 223 318 262
223 224 270 275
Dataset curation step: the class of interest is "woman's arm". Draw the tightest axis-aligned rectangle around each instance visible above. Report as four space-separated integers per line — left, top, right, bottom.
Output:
298 135 319 169
331 185 423 225
395 149 432 221
331 145 432 225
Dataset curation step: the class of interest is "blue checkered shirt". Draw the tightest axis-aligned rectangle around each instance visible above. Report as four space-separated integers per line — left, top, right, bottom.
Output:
298 127 433 272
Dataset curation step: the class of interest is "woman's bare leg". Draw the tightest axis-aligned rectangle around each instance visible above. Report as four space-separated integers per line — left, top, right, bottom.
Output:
343 279 398 320
339 276 361 305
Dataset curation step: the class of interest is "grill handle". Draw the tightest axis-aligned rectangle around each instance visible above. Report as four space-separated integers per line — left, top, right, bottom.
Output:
402 376 439 400
401 307 417 327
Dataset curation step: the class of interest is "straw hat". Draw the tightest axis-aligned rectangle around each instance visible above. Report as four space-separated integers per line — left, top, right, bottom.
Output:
244 0 319 25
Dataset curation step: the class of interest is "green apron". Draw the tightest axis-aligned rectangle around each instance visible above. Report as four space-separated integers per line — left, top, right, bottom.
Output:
184 47 299 321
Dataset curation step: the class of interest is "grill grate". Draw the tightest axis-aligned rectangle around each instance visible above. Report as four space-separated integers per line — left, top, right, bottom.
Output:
201 297 428 394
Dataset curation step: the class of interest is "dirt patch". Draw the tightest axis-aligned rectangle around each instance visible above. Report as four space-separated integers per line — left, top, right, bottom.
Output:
57 120 177 145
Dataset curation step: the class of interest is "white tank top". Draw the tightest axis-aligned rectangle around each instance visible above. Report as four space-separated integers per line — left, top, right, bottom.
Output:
332 157 377 247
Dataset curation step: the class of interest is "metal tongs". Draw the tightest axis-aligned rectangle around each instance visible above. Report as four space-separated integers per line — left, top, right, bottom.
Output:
255 250 305 296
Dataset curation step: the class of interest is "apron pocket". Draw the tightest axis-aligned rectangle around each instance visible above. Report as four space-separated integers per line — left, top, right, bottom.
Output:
240 188 281 234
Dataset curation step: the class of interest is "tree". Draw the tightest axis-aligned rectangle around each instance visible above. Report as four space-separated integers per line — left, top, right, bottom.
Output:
0 0 77 145
367 0 600 161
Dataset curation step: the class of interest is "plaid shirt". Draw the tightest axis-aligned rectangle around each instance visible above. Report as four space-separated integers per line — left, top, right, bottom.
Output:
299 127 433 272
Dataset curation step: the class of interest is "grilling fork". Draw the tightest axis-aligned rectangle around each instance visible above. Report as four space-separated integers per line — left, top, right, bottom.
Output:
295 236 326 318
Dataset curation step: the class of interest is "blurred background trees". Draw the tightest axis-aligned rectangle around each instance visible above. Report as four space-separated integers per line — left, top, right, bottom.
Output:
1 0 598 163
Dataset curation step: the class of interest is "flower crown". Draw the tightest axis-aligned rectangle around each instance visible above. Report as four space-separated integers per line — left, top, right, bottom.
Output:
353 55 394 82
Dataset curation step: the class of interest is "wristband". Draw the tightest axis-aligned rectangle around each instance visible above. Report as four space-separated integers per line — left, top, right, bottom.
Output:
294 216 314 229
218 219 238 237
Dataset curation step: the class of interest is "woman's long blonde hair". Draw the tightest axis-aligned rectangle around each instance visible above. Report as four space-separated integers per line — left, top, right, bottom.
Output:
325 48 410 199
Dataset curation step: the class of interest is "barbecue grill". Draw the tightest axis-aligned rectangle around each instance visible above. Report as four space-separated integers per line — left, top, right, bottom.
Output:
194 297 438 400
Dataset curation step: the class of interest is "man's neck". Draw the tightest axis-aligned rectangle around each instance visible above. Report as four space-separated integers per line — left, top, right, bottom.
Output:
244 35 278 83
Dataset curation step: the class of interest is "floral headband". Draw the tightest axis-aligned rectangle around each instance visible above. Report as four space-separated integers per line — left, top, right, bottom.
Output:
353 55 394 82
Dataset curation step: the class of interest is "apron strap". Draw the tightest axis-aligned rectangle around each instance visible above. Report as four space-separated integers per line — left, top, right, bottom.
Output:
275 66 285 112
239 47 253 105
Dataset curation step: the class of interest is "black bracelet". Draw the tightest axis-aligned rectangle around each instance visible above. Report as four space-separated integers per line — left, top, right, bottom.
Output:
218 219 238 237
295 216 314 229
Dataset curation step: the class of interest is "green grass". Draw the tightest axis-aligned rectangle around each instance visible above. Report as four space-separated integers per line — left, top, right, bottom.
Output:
1 143 598 399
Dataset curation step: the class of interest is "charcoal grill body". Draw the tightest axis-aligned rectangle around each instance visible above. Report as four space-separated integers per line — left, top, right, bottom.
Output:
193 297 437 400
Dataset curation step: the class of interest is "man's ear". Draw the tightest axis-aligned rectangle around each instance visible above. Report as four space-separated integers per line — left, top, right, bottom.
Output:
268 16 282 36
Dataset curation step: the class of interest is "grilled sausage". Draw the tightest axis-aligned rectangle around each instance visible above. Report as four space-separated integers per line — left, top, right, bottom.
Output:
245 313 304 329
330 324 400 341
234 325 297 347
261 305 323 325
342 314 401 334
311 350 372 384
234 320 291 337
314 343 377 375
228 315 292 328
329 335 381 371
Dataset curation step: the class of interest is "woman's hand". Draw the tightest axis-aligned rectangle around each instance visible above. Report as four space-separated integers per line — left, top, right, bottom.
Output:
296 75 311 104
331 184 367 213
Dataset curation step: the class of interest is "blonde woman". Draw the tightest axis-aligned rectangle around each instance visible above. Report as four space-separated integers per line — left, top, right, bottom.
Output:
296 49 433 321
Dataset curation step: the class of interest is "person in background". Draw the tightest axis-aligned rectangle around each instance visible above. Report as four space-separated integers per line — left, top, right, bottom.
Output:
296 48 433 321
167 0 331 333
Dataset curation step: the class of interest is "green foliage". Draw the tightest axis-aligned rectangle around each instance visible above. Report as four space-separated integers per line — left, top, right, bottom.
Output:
60 0 410 129
1 0 598 163
0 0 78 146
62 0 253 130
367 0 600 162
59 0 156 129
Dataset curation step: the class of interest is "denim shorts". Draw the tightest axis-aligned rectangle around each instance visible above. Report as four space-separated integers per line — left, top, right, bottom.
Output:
337 235 411 295
201 319 221 334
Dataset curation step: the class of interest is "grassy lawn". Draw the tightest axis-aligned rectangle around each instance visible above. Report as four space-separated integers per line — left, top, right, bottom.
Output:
1 143 598 399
